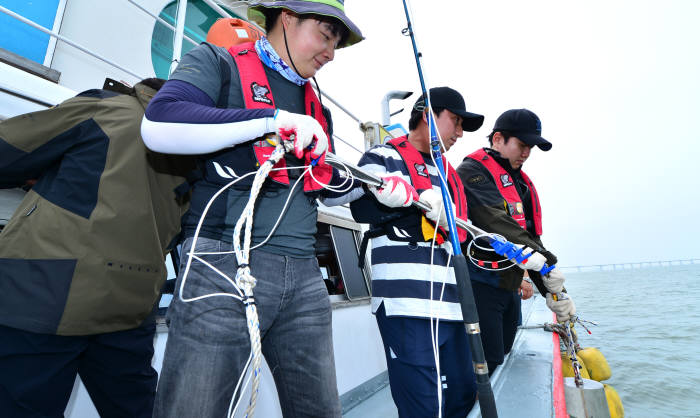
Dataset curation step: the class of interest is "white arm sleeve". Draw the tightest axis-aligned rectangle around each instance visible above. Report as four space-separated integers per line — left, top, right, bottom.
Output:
140 115 275 155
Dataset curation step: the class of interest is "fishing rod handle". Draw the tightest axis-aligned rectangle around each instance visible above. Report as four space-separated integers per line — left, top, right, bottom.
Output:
488 236 557 274
324 151 437 212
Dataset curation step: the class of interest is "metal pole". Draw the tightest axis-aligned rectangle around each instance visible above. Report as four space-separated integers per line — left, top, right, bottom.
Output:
201 0 235 18
170 0 188 76
125 0 198 47
313 87 363 123
381 90 413 125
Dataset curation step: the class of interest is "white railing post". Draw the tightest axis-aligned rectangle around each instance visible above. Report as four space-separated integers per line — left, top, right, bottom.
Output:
170 0 188 76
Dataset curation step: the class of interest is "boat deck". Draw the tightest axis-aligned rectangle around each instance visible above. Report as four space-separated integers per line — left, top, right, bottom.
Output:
344 295 557 418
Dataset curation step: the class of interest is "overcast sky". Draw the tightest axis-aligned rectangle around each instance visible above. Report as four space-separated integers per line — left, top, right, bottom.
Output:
314 0 699 266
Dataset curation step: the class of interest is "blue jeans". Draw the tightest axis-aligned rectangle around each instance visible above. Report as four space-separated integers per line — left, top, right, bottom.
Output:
375 304 477 418
0 323 157 418
154 237 340 418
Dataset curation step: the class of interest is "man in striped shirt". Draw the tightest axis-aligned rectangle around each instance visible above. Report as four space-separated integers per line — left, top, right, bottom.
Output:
350 87 484 417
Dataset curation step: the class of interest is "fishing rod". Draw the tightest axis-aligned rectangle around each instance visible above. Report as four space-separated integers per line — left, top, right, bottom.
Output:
399 1 498 416
273 139 554 273
325 155 553 274
326 153 482 234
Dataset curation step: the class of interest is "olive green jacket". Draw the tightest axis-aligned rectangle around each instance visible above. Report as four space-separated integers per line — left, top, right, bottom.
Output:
0 80 194 335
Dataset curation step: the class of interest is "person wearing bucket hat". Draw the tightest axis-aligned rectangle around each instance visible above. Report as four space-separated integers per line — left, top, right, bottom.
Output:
456 108 576 374
141 2 363 417
348 86 482 416
248 0 364 48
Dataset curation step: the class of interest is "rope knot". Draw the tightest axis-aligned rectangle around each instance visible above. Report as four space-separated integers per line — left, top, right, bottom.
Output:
236 266 257 290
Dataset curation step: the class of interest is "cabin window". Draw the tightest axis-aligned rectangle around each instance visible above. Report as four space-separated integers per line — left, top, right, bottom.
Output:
0 0 65 66
151 0 243 79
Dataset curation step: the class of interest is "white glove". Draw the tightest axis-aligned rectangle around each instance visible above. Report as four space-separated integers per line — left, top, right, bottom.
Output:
370 176 418 208
273 109 328 159
543 267 565 294
418 188 453 228
511 245 547 271
546 293 576 323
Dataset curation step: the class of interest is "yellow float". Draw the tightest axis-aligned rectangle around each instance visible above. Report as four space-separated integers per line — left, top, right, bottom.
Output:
558 325 624 416
577 347 612 381
560 352 590 379
604 383 624 418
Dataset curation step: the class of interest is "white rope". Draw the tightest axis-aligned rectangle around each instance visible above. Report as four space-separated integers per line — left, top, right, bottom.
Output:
169 132 356 417
230 143 288 418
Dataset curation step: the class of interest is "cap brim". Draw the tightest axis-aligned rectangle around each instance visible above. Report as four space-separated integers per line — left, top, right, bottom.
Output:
248 1 363 48
519 133 552 151
451 109 484 132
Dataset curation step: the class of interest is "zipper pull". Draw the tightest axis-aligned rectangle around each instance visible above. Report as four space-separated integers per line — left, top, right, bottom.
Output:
26 203 37 216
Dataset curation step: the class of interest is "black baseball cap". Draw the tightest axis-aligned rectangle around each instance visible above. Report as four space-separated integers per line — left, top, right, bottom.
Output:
414 87 484 132
493 108 552 151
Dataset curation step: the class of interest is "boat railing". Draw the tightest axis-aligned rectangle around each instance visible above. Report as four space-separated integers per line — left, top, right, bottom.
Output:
0 1 368 155
1 4 143 79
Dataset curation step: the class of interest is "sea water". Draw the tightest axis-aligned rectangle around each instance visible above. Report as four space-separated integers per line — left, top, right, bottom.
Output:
564 264 700 418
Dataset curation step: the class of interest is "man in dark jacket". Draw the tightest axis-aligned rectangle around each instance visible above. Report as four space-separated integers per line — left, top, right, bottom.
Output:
0 78 194 417
456 109 576 374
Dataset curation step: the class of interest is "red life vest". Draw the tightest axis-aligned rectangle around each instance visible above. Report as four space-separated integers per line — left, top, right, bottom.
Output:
467 148 543 236
387 136 468 243
228 42 332 192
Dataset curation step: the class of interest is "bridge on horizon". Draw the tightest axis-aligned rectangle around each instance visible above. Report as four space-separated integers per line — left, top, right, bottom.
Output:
560 258 700 272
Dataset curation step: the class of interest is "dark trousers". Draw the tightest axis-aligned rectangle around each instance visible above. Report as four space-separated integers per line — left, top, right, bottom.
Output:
471 281 520 374
375 304 477 418
0 323 157 418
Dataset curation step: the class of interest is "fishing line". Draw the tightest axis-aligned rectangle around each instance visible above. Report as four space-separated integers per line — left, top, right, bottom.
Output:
403 2 456 413
170 12 358 416
400 0 499 415
466 233 521 272
228 352 254 418
421 109 522 275
428 224 454 415
175 139 357 417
